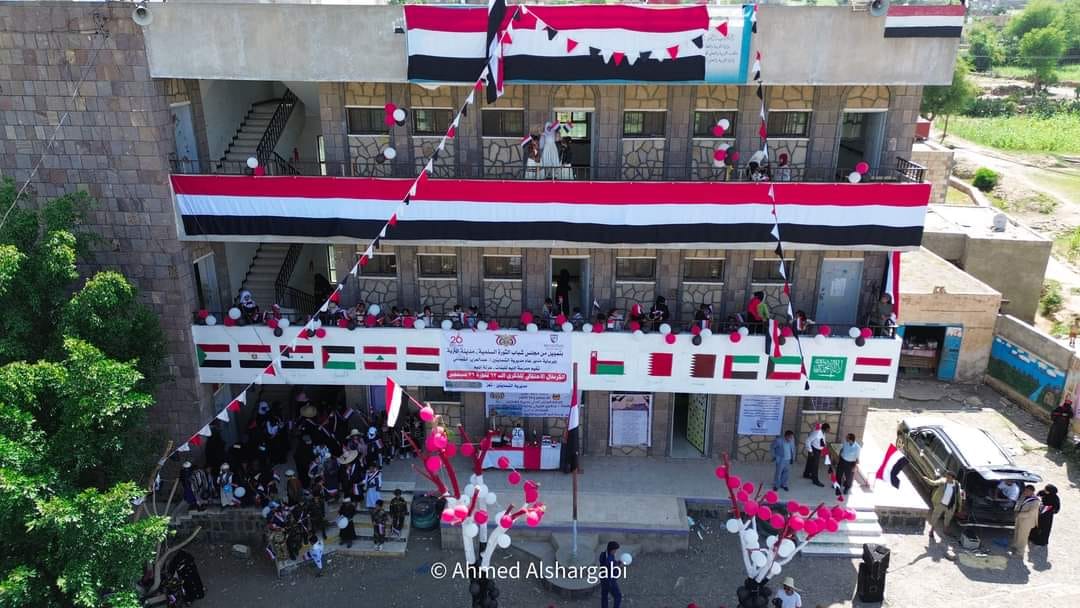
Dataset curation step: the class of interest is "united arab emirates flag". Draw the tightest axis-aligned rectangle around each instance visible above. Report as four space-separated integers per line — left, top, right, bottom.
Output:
722 355 759 380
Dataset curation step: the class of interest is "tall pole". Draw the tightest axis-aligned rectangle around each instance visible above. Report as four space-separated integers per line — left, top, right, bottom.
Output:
571 362 579 558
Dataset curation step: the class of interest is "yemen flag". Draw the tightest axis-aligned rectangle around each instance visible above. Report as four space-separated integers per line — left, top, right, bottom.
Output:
722 355 759 380
874 443 909 489
196 343 231 368
386 377 404 428
690 353 717 379
648 352 674 377
280 344 314 369
486 0 508 103
238 344 272 368
767 356 802 381
363 345 398 371
589 351 624 376
405 346 440 372
852 357 892 383
322 345 357 370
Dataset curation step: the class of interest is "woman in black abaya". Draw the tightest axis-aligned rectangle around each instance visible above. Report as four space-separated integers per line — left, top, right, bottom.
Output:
1030 484 1060 546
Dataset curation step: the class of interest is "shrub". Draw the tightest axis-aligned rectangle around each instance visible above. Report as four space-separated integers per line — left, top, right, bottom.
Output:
973 167 1000 192
963 97 1018 118
1041 279 1064 317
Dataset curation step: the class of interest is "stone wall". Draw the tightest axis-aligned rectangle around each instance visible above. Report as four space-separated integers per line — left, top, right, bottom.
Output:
483 280 522 320
0 2 213 441
621 139 665 180
356 278 399 310
417 279 457 316
173 507 265 548
909 142 955 205
614 282 655 318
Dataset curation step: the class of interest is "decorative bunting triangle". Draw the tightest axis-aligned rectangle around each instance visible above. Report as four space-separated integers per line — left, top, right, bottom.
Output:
437 138 446 152
408 182 418 197
465 90 475 106
460 104 468 118
755 84 763 100
372 236 381 251
176 442 191 452
216 409 230 422
612 52 625 66
667 45 679 60
227 398 243 412
188 435 203 447
717 21 729 37
627 52 639 66
600 49 613 63
589 46 600 56
759 122 768 140
768 185 775 201
379 226 387 239
502 31 512 44
197 424 212 437
566 39 578 53
264 363 277 377
329 289 341 304
752 22 757 34
756 51 762 61
431 148 441 161
359 255 369 267
774 243 784 257
778 262 787 280
350 263 359 278
424 159 434 174
770 225 780 240
389 213 398 227
403 194 411 206
319 301 329 313
692 35 704 49
545 27 558 41
751 60 761 76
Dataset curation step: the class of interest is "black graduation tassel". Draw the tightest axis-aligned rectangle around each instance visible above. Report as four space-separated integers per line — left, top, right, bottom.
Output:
691 35 704 49
546 27 558 41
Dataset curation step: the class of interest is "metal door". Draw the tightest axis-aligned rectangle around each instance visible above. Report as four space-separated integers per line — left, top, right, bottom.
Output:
816 260 863 324
170 102 199 163
937 326 963 381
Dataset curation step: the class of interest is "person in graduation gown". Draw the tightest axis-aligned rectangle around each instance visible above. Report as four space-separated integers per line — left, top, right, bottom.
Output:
1048 399 1074 449
1030 484 1060 546
364 463 383 510
338 497 358 548
338 450 363 500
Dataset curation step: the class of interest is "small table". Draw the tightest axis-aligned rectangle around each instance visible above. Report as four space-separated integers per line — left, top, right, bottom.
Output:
483 445 561 470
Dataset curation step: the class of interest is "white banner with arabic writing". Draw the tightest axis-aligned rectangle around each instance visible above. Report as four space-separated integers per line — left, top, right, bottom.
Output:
442 330 573 393
485 392 573 418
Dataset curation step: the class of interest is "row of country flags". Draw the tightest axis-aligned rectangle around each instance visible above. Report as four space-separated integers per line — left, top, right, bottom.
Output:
196 343 441 373
589 351 892 383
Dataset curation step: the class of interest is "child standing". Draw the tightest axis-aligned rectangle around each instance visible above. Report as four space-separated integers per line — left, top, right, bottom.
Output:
306 535 324 577
371 499 389 551
1069 317 1078 348
389 489 409 536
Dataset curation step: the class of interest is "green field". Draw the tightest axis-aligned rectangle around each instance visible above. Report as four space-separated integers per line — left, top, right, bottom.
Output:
949 114 1080 154
989 64 1080 84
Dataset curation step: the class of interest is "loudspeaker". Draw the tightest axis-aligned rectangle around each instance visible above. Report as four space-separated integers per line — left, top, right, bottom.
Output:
862 542 891 573
869 0 891 18
132 2 152 27
857 563 886 602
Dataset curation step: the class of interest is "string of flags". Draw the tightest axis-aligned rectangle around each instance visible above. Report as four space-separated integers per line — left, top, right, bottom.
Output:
173 65 504 457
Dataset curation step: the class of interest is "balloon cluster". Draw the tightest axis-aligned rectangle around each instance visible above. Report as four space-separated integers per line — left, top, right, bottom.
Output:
848 160 871 184
729 325 750 344
714 457 855 582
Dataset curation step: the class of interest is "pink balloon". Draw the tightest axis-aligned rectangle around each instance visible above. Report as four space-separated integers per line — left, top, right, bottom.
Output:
712 125 726 138
730 331 742 343
593 323 605 334
847 508 858 521
819 324 832 337
825 519 839 533
731 151 740 162
798 505 811 516
691 324 702 336
855 161 870 175
713 148 727 162
524 480 539 503
441 509 455 523
736 491 749 503
781 326 793 338
665 333 676 345
770 514 786 529
474 510 489 524
817 506 831 519
786 500 800 514
497 456 511 469
419 406 435 422
431 433 447 450
425 456 442 474
758 506 772 520
444 442 457 457
508 471 522 485
402 316 415 328
520 311 533 324
804 519 820 535
726 476 742 490
315 327 327 338
741 481 755 494
461 443 475 457
488 319 500 330
763 490 779 505
860 327 873 339
744 502 759 517
831 506 846 520
788 515 805 532
365 314 377 327
714 466 728 480
837 494 845 503
526 512 541 527
500 515 514 529
454 504 469 519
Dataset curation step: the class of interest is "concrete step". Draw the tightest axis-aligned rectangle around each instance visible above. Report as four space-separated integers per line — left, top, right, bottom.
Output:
275 537 406 575
799 543 868 558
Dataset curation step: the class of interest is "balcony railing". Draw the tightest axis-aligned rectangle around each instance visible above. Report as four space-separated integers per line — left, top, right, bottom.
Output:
170 157 925 183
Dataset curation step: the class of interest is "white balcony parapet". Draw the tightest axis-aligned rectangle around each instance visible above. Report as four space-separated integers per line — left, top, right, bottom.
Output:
192 325 901 398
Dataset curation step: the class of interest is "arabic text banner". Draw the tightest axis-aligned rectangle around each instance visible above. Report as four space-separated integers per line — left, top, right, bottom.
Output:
442 330 573 393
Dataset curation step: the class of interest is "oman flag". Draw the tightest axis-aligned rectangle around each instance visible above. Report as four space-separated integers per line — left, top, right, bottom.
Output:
363 345 398 371
589 351 625 376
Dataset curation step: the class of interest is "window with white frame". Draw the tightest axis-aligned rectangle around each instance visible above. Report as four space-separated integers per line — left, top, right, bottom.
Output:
766 111 811 138
413 109 453 136
616 257 656 281
683 258 726 283
346 107 387 135
418 254 457 278
357 253 397 277
483 255 522 279
751 258 795 284
692 111 738 138
622 111 666 138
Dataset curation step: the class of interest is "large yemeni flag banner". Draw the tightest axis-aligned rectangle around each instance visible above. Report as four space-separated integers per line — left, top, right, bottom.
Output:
884 5 965 39
404 4 750 84
172 176 931 250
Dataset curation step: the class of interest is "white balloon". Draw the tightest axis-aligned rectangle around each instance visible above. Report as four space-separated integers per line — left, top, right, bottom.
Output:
278 318 290 329
719 118 731 130
337 516 349 529
393 108 406 122
414 319 426 329
464 484 475 497
485 492 497 505
383 146 397 160
701 328 712 338
205 315 217 326
633 329 645 340
561 322 574 333
581 323 593 333
778 538 796 558
463 522 479 538
770 562 782 577
228 307 242 320
368 304 381 316
848 171 862 184
659 323 672 335
477 320 488 331
725 518 742 534
738 326 750 337
766 535 778 549
814 333 827 345
246 156 259 169
468 474 480 485
497 534 512 549
741 529 759 547
526 323 538 333
751 550 768 568
441 319 453 330
313 318 323 329
718 143 730 151
476 484 488 497
849 326 861 339
620 553 633 566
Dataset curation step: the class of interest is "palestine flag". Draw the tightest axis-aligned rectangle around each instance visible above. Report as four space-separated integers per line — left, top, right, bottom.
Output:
322 345 357 370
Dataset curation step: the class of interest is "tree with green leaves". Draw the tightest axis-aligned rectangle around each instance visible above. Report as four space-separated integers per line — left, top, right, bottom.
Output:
0 177 171 607
1006 0 1062 40
921 59 979 140
966 22 1005 72
1019 27 1067 91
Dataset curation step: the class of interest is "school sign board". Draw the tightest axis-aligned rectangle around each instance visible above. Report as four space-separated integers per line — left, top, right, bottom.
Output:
191 325 901 399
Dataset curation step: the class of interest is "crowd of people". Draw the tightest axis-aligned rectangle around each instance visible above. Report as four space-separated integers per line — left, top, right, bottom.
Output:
524 120 575 180
178 389 422 571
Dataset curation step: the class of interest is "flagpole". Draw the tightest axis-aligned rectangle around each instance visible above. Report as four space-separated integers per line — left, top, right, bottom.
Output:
571 362 579 558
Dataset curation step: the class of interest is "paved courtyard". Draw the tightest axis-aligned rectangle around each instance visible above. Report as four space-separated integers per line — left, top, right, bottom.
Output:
189 379 1080 607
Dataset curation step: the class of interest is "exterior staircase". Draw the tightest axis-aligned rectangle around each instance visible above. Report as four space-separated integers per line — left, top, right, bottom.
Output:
240 243 292 307
217 88 299 173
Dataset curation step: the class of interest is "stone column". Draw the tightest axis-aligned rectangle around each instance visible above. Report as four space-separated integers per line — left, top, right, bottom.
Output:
392 83 413 177
664 86 694 180
397 246 419 308
808 86 844 169
594 86 624 179
722 250 752 318
838 398 870 442
523 248 551 312
792 250 822 318
710 395 738 460
886 85 923 164
318 82 349 176
657 251 682 319
650 393 672 457
590 249 616 310
585 391 610 456
458 247 483 310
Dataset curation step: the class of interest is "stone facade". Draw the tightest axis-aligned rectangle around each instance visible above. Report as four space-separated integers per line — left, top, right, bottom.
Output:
482 138 524 178
417 279 458 316
614 282 656 317
349 135 393 177
621 138 665 180
844 85 891 110
623 85 668 110
681 283 726 319
910 142 955 205
483 280 522 321
356 278 398 310
767 86 815 110
344 82 387 106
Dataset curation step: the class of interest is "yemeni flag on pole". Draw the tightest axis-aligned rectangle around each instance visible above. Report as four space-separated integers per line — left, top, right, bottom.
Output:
722 355 760 380
322 345 357 370
589 351 624 376
765 319 781 358
405 346 440 372
386 377 404 428
875 443 909 489
883 249 900 320
561 363 580 473
486 0 508 103
363 346 398 371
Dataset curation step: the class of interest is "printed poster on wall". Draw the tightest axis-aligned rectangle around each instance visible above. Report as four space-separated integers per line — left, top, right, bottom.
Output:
485 392 573 418
737 395 784 436
442 330 572 393
610 393 652 447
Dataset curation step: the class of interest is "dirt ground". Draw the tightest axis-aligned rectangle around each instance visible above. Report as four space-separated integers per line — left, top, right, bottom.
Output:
185 379 1080 607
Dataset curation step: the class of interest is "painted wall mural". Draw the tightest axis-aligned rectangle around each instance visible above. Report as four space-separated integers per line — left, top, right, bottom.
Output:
987 336 1066 409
